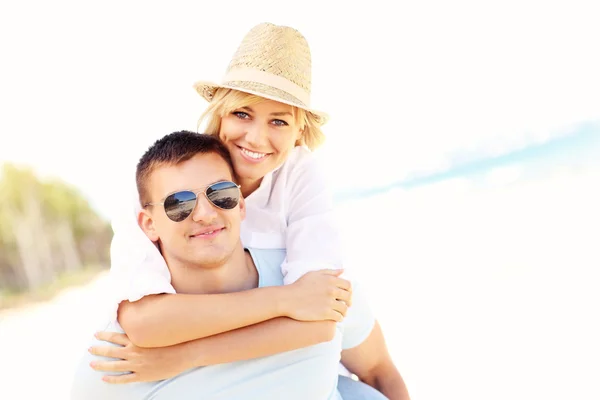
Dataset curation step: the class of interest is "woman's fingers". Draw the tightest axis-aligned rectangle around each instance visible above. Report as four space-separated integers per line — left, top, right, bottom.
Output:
89 345 124 359
336 288 352 307
329 310 344 322
320 269 344 277
101 372 139 385
90 360 131 373
333 299 349 318
333 277 352 292
94 331 130 346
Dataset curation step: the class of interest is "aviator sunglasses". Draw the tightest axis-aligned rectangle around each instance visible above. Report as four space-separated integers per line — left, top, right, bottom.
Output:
144 180 241 222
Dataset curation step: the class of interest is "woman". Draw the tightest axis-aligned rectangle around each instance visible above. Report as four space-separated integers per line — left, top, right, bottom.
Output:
110 22 344 316
103 22 400 399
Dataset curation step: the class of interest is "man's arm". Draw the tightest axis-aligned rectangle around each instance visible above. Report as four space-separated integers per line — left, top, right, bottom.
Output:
91 318 337 383
118 269 350 348
341 321 411 400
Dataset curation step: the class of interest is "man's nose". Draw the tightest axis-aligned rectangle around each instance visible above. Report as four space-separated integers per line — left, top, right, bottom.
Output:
244 122 268 148
191 195 218 223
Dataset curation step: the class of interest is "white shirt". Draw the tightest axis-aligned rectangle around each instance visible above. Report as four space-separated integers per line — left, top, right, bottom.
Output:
107 146 345 321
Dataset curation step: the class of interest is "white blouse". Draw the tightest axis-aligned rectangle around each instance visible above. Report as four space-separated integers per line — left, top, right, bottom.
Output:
107 146 345 320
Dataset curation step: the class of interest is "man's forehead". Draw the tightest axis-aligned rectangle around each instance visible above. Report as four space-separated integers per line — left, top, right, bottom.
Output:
150 153 233 196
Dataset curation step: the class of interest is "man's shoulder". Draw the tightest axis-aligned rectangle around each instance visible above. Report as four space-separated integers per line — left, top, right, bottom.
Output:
339 280 376 350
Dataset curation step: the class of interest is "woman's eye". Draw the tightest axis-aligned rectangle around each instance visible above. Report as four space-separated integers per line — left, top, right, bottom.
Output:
272 119 289 126
233 111 250 119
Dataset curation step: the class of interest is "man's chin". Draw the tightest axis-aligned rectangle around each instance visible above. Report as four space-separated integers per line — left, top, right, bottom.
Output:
188 251 229 269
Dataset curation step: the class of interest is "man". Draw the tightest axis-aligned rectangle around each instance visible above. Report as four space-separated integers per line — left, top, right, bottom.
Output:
71 131 410 399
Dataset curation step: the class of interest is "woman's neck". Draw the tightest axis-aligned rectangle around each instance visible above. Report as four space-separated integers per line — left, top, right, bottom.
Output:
239 177 262 198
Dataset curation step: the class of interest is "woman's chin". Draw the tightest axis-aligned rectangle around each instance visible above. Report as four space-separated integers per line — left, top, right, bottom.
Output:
235 162 269 180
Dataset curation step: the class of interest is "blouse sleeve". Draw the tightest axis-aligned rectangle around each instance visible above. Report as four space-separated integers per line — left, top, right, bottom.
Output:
106 185 176 321
280 151 346 285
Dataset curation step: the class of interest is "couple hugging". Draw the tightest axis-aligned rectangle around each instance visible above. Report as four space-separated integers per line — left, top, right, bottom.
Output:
71 22 410 400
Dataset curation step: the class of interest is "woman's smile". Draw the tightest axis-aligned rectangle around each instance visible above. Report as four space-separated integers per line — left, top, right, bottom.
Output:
237 145 272 163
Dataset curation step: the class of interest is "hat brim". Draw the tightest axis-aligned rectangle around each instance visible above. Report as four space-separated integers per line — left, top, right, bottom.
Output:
192 80 329 126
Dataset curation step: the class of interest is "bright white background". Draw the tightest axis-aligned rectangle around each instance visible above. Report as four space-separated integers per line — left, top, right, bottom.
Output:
2 0 599 217
1 1 599 399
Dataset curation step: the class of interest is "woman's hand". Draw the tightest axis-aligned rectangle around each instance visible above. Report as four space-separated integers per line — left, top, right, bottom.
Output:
88 331 191 384
280 269 352 322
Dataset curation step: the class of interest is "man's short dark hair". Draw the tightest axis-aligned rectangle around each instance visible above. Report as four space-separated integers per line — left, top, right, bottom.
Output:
136 131 235 206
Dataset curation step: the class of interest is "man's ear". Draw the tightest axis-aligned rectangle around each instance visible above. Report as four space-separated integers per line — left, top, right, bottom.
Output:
138 209 160 242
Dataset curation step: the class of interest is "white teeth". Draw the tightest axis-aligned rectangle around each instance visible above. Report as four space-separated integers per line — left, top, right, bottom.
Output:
241 148 267 159
201 230 215 235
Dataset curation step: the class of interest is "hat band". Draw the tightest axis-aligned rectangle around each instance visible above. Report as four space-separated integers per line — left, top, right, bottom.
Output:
221 68 310 106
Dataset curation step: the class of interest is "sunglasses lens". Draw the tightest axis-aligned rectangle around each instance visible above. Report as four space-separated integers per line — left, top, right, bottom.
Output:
206 181 240 210
164 191 197 222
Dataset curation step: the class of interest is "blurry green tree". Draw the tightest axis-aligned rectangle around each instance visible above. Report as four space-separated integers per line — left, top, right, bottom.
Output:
0 163 112 294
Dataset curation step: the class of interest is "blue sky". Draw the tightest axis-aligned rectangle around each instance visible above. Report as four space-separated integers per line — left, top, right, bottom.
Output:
335 121 600 202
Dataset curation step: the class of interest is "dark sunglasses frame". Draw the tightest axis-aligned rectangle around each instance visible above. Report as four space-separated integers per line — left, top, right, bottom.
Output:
144 180 241 222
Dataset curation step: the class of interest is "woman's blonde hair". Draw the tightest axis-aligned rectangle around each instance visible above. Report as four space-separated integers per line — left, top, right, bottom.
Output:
197 88 325 150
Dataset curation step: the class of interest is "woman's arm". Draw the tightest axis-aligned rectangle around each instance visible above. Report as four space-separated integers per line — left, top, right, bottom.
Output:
90 318 337 384
110 181 351 348
91 269 378 383
110 184 294 348
118 288 284 348
117 268 351 348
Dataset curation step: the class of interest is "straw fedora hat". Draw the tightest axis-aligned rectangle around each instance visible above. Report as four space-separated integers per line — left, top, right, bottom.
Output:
193 22 329 125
